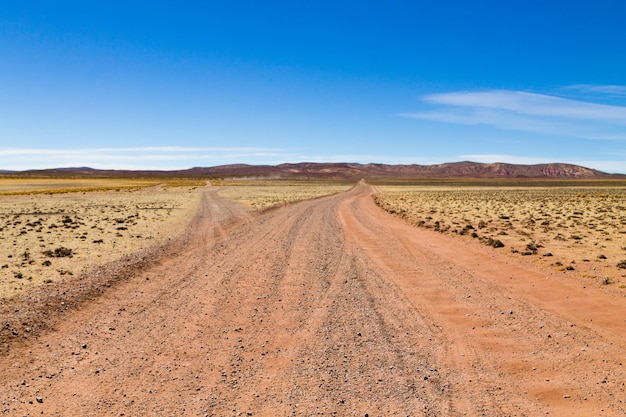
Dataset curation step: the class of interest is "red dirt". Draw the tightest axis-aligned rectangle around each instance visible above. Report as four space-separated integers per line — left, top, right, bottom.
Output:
1 182 625 416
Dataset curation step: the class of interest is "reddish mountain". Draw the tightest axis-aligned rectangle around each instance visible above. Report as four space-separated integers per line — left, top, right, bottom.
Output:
3 161 624 180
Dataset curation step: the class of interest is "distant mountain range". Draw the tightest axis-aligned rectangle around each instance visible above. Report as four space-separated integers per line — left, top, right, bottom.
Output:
2 162 625 180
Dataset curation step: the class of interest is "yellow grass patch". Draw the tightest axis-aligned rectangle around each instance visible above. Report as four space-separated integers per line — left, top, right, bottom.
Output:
0 178 208 195
216 180 354 210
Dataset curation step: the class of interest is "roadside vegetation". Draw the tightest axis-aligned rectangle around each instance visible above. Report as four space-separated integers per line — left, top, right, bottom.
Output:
0 183 201 297
0 178 207 195
373 181 626 287
216 180 354 210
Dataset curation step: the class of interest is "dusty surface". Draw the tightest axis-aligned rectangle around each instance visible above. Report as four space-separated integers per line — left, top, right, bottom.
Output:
1 182 625 416
215 181 352 210
374 185 626 288
0 186 201 297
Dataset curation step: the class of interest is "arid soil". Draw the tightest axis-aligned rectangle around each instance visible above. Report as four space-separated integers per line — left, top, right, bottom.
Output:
1 182 625 416
0 185 201 297
215 182 352 210
374 186 626 288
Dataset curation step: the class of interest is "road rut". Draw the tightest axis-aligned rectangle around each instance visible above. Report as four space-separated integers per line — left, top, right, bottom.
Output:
1 182 624 416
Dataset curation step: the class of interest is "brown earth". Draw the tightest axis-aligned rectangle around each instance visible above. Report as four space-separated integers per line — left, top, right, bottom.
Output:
7 161 626 180
1 181 625 416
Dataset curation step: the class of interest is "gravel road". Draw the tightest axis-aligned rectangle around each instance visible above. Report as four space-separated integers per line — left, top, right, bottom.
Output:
1 181 625 416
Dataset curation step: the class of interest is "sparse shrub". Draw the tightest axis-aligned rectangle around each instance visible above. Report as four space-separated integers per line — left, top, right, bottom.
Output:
602 277 611 285
459 225 474 236
617 260 626 269
482 237 504 248
43 246 74 258
525 242 540 254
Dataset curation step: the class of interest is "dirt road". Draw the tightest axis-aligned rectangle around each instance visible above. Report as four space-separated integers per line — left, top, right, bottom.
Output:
1 182 625 416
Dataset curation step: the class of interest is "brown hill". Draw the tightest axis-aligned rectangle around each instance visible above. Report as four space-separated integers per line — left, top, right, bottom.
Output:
3 161 624 180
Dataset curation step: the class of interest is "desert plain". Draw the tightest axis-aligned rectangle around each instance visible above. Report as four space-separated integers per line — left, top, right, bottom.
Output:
373 183 626 289
0 177 625 416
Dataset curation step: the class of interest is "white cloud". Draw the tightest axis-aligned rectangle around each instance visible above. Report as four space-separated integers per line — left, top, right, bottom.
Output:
564 84 626 97
0 145 451 171
402 90 626 140
422 90 626 121
0 146 292 171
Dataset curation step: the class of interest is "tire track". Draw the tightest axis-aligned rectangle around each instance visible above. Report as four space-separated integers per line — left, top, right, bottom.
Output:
0 182 624 416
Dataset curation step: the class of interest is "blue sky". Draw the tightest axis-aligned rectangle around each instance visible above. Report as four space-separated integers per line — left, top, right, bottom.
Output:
1 1 626 173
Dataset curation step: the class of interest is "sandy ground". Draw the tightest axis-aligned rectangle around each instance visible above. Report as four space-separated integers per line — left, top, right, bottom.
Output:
374 186 626 289
0 186 201 297
1 182 625 416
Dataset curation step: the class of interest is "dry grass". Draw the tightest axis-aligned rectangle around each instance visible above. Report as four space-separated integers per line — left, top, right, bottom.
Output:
0 178 208 195
374 185 626 287
0 185 202 297
0 178 351 297
216 180 354 210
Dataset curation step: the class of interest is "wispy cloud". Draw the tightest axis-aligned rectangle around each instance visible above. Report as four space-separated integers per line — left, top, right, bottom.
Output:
401 89 626 140
0 146 293 171
563 84 626 98
0 146 451 171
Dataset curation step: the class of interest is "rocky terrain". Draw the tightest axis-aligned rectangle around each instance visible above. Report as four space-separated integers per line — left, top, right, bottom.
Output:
4 161 625 180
